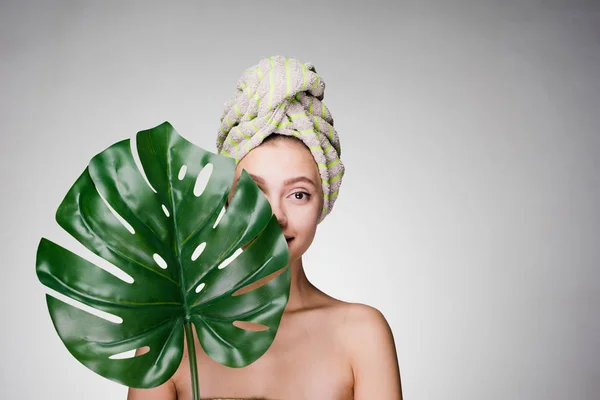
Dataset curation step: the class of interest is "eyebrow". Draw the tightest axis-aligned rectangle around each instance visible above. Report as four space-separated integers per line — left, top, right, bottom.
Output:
247 173 317 188
283 176 317 187
247 173 266 185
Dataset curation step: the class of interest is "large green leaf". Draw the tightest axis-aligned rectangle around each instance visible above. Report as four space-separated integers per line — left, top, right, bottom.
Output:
36 122 291 389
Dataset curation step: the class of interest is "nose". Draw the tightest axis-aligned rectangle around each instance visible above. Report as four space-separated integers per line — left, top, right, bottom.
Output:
268 197 288 228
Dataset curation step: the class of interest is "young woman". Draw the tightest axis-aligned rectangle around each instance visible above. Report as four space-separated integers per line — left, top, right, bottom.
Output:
128 56 402 400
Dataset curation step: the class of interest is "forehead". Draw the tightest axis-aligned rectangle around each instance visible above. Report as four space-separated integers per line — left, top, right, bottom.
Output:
236 139 320 183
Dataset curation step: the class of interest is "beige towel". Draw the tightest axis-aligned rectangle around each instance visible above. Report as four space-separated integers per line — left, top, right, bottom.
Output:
216 55 344 222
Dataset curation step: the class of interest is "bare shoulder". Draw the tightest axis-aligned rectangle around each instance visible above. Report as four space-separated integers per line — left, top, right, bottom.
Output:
341 302 390 325
329 302 394 346
311 298 395 350
326 302 403 399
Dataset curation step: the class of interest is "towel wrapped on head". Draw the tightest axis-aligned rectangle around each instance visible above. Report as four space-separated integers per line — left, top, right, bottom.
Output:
216 55 345 222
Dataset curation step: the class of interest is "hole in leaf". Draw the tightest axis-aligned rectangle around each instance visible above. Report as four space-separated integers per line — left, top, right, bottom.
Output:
213 206 226 229
130 135 157 193
233 266 288 296
218 248 243 270
178 165 188 180
46 288 123 324
233 321 269 332
153 253 168 269
194 163 213 197
60 239 134 284
97 190 135 235
191 242 207 261
162 204 170 217
109 346 150 360
195 282 206 294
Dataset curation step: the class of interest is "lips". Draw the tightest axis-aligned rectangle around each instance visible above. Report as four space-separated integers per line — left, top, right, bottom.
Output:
285 236 294 244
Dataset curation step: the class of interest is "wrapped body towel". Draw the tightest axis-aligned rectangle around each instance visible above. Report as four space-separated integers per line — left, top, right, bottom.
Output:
217 56 345 222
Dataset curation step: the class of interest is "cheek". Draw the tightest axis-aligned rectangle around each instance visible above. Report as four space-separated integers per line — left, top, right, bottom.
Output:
290 207 319 242
289 199 321 224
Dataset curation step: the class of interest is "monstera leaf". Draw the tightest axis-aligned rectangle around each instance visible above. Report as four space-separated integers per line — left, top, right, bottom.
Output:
36 122 290 397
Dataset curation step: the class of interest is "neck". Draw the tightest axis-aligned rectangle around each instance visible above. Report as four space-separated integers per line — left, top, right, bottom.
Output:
283 256 313 313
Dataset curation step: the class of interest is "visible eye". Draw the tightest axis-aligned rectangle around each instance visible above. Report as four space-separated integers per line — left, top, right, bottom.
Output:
290 191 311 201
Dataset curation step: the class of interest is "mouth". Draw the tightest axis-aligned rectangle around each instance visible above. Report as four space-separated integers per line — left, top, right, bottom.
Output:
285 236 294 244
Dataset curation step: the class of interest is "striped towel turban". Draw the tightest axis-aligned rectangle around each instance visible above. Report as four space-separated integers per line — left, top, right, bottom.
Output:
216 56 344 222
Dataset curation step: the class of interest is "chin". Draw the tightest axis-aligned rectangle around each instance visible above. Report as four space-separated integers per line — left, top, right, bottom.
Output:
286 241 309 266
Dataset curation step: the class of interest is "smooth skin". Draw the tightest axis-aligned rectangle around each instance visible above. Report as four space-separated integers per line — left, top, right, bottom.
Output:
128 137 403 400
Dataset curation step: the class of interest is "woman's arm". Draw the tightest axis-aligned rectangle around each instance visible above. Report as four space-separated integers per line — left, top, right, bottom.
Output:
347 305 403 399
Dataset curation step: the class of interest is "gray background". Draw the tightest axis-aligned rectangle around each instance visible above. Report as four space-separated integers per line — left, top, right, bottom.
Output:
2 1 599 399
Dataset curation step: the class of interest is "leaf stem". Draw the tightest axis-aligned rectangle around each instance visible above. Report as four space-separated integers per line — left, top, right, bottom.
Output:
184 321 200 400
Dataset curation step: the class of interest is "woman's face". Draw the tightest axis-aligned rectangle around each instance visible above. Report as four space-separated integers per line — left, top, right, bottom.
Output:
231 138 322 263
